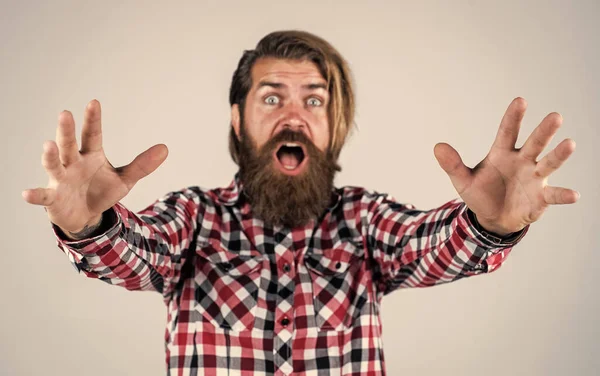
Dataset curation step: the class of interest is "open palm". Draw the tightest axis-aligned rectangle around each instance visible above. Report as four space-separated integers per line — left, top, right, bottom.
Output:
434 97 579 235
22 100 168 234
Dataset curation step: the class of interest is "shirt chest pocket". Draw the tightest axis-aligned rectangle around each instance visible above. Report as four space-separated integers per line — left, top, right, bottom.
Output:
194 241 264 332
304 238 369 331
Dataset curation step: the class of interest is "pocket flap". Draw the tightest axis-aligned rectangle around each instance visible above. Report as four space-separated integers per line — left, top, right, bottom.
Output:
196 240 264 276
305 238 365 276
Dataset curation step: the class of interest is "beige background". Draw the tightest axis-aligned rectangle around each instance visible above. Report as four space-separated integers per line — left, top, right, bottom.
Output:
2 0 599 375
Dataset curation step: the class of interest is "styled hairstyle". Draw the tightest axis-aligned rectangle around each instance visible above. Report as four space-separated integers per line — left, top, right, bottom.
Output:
228 30 356 165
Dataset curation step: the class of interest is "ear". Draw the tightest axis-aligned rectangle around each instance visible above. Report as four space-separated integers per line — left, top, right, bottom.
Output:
231 104 241 140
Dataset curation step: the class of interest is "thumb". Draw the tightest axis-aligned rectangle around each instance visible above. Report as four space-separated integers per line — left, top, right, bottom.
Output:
433 142 472 194
119 144 169 187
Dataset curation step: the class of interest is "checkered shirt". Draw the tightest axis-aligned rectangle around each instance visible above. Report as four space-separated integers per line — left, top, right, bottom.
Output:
52 173 528 375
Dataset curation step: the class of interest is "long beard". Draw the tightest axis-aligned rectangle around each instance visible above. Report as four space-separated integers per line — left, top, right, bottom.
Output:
238 127 338 228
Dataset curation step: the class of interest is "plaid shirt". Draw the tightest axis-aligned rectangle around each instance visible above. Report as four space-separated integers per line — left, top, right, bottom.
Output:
52 173 528 375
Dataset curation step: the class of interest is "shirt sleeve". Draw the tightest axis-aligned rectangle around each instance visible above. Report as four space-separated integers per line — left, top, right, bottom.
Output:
51 187 202 300
362 191 529 295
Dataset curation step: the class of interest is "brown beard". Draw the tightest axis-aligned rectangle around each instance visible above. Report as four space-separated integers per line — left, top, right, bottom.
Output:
238 126 339 228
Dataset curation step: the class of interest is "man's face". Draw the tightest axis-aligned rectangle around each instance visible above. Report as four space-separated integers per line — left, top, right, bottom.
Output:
232 57 331 170
231 58 337 227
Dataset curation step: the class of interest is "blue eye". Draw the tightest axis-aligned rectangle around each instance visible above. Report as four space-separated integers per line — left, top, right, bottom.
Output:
265 95 279 105
307 97 322 106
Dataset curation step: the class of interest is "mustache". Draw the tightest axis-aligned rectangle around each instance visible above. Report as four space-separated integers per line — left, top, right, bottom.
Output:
258 128 320 158
240 125 341 172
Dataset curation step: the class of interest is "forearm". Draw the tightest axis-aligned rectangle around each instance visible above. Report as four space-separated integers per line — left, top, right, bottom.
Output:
53 188 200 297
366 194 529 295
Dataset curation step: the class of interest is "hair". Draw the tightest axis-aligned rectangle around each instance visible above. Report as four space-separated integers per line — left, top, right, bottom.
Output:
228 30 356 165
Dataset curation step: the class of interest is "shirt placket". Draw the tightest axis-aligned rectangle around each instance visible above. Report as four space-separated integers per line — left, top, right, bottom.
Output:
273 228 296 376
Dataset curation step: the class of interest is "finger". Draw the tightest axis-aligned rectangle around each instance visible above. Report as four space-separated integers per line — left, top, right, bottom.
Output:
433 142 473 194
80 99 103 153
520 112 562 161
535 138 576 178
492 97 527 151
41 140 66 180
21 187 57 206
118 144 169 188
543 186 580 205
56 110 81 165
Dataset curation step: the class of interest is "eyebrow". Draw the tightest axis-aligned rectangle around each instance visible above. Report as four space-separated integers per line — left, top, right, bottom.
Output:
257 81 328 91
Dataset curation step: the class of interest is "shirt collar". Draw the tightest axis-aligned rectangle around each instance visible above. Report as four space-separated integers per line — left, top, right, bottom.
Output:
215 171 342 211
214 172 245 206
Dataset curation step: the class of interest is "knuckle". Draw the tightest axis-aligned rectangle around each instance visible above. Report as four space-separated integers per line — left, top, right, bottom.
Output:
547 155 560 169
532 136 545 148
58 139 77 149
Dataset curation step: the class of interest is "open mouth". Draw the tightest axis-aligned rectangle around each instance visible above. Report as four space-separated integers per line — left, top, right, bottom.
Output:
273 142 308 176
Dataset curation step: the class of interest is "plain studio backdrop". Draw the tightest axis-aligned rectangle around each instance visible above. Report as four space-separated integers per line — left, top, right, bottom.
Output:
1 1 598 375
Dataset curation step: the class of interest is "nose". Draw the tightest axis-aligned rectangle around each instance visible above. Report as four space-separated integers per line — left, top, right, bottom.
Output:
283 118 305 132
279 102 308 134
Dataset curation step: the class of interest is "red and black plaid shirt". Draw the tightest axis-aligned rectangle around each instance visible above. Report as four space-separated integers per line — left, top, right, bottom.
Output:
53 173 528 375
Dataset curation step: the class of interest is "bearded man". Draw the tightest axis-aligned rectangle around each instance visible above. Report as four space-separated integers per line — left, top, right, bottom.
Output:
23 30 579 375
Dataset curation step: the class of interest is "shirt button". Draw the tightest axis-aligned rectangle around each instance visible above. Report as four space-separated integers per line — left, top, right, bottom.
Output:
281 317 290 327
283 263 291 272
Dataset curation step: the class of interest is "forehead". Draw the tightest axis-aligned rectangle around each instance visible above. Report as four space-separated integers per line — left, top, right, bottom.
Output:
250 58 326 88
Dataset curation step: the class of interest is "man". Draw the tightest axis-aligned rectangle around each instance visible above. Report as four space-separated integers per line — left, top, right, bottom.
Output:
22 30 579 375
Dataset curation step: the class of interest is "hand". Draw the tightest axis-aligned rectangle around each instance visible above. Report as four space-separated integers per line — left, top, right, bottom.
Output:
433 97 579 236
22 99 168 234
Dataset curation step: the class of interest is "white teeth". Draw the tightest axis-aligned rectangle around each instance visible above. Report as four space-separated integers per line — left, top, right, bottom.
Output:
283 165 295 170
284 142 299 147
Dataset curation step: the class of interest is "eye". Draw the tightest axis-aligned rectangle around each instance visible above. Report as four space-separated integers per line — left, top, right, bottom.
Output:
307 97 322 107
265 95 280 105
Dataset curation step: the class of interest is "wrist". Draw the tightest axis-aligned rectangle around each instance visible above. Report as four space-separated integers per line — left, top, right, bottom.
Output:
467 209 523 237
465 208 529 245
475 218 513 237
65 214 104 240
